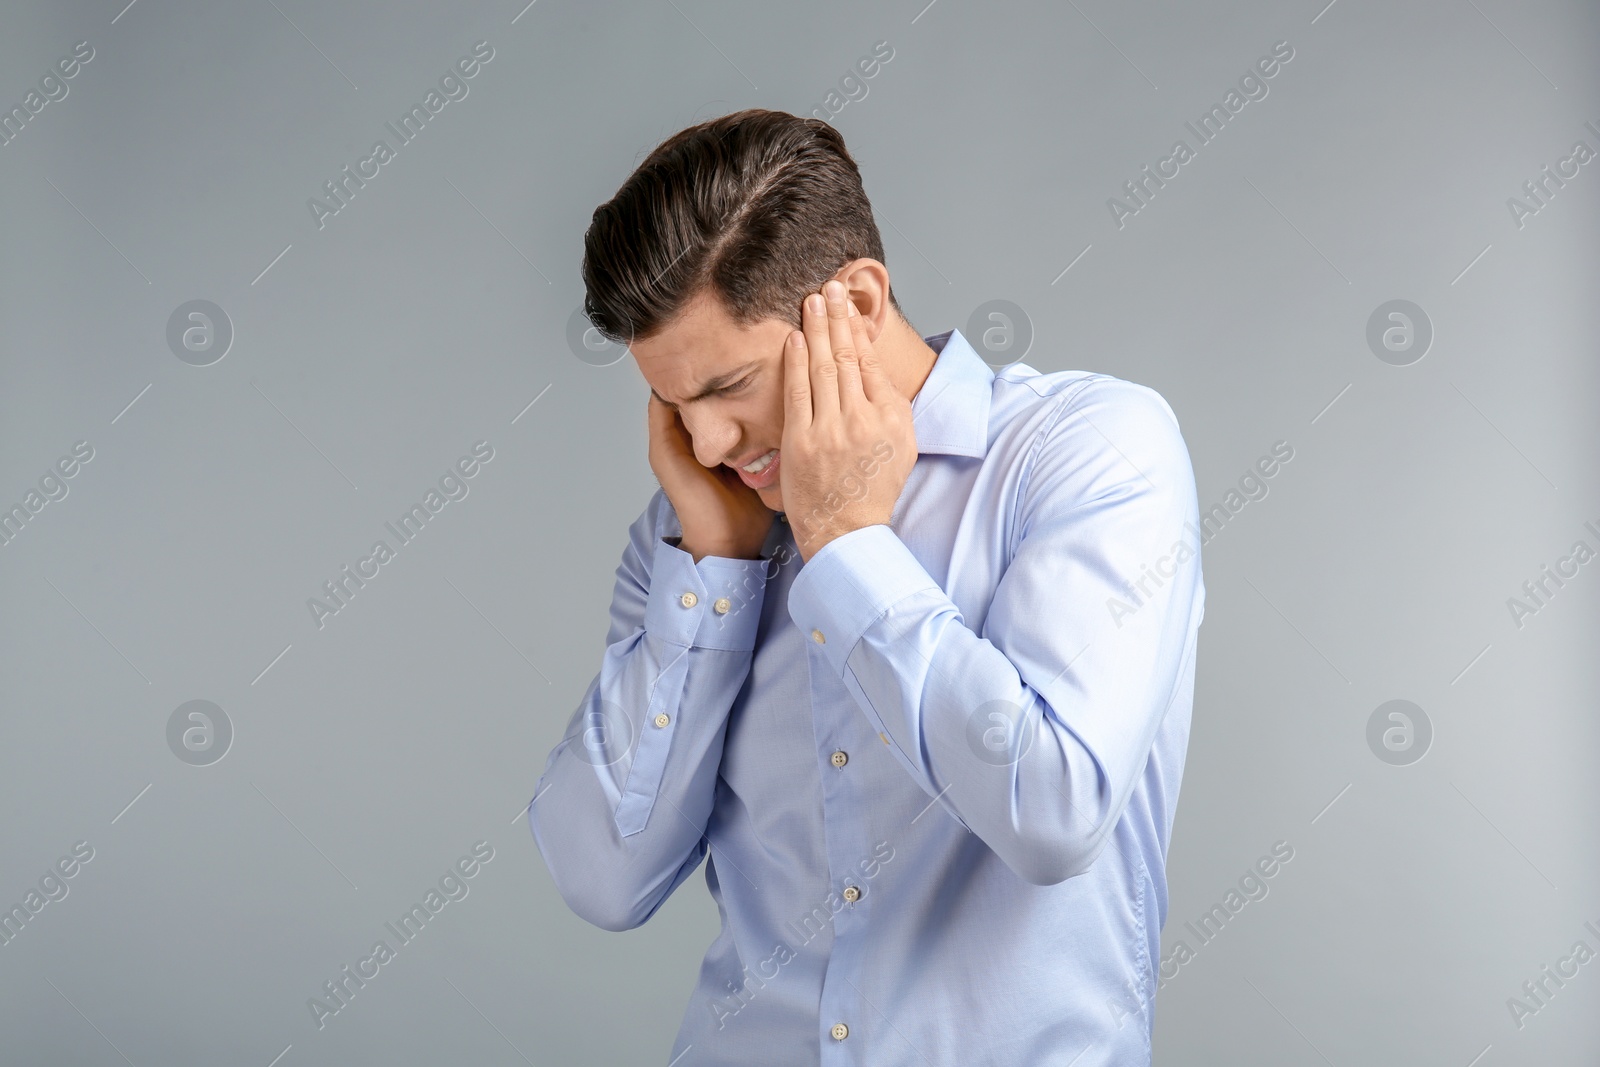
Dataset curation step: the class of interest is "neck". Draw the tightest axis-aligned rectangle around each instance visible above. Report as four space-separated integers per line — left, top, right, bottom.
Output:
876 313 940 404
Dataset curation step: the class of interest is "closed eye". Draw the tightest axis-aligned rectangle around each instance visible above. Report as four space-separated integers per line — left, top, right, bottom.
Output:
719 373 755 396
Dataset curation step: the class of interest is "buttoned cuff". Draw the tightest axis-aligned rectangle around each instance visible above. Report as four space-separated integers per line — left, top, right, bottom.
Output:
644 537 771 651
786 524 943 677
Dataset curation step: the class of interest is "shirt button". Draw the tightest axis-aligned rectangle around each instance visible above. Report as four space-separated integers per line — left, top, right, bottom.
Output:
653 713 670 728
830 750 848 768
811 628 825 644
842 885 861 903
830 1022 849 1041
712 597 731 615
679 591 698 608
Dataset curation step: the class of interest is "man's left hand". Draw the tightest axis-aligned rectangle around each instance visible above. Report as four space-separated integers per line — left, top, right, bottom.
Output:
780 279 917 563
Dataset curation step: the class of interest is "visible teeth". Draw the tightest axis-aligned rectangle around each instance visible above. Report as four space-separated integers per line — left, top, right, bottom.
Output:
742 449 778 473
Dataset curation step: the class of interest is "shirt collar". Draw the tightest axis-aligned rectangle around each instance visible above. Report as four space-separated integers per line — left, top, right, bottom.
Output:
909 328 993 459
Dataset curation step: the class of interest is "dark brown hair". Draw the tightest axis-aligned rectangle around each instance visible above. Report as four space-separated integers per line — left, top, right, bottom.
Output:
580 108 902 345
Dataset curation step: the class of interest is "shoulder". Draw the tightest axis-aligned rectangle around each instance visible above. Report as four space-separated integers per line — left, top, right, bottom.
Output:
995 367 1196 521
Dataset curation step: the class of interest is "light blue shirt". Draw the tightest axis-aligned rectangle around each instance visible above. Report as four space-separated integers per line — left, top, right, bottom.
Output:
529 327 1206 1066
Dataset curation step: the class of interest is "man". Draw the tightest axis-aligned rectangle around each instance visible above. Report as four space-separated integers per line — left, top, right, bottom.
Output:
528 108 1205 1066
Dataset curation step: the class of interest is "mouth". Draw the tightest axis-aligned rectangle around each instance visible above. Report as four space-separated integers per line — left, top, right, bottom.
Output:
733 448 780 490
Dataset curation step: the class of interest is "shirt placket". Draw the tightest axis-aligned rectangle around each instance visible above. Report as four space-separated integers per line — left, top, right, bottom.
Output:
808 633 875 1066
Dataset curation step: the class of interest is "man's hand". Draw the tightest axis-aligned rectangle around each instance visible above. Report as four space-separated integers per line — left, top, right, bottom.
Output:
780 279 917 563
647 394 775 562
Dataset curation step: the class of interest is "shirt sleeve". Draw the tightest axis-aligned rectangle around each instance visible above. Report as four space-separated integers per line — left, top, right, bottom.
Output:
528 486 774 930
785 377 1205 886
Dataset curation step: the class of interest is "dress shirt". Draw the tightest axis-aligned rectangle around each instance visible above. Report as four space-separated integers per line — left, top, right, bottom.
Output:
529 326 1206 1066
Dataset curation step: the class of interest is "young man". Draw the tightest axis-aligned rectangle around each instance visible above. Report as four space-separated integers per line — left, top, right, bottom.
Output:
529 108 1205 1066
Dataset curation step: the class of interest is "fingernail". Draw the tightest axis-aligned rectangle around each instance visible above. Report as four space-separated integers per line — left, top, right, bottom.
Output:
807 294 824 314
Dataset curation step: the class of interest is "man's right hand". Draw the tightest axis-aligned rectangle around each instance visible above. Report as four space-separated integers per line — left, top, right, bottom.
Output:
647 394 775 562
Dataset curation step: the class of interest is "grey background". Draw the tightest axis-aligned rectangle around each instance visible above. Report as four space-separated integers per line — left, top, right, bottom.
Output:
1 0 1596 1064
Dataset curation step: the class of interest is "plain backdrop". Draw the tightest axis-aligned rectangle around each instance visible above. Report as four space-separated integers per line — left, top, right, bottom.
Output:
1 0 1596 1064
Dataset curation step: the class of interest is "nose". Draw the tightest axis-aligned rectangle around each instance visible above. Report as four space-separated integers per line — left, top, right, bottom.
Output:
678 407 742 469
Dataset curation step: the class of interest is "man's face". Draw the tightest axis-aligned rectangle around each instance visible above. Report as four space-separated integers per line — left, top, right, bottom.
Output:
631 288 796 512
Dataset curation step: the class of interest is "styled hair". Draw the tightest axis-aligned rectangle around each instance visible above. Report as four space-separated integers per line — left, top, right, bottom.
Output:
580 108 901 345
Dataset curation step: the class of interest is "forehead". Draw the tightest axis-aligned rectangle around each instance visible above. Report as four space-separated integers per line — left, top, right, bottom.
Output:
631 290 788 403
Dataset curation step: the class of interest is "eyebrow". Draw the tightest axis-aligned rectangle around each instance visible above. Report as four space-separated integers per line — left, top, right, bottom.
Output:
650 361 760 408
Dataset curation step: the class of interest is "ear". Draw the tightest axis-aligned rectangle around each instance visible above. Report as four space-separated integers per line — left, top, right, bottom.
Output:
831 258 892 342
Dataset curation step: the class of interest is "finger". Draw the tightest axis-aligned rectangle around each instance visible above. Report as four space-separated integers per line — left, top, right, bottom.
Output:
848 299 892 407
801 291 840 425
824 281 866 414
783 325 813 430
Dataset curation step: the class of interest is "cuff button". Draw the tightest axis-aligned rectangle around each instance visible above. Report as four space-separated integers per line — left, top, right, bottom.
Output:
713 597 731 614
